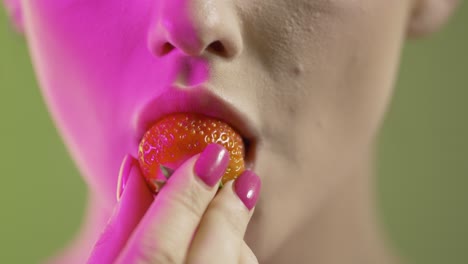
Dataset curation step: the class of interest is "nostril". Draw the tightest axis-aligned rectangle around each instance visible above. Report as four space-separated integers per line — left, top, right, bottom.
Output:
159 42 175 56
207 41 227 57
154 40 229 57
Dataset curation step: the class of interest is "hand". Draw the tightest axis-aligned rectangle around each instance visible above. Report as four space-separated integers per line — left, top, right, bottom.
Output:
87 144 261 264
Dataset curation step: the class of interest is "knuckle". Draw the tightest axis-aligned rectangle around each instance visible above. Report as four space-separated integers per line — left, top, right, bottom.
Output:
135 241 180 264
210 199 247 236
242 243 259 264
249 254 260 264
165 180 207 221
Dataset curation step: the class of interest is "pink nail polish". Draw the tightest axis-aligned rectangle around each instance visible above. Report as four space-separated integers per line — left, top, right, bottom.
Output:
194 143 230 187
116 154 138 201
234 170 261 210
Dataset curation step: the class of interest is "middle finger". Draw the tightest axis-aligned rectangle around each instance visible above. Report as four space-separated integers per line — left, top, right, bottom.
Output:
186 170 261 264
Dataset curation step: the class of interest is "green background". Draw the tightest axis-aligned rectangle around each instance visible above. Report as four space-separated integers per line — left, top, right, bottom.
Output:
1 3 467 264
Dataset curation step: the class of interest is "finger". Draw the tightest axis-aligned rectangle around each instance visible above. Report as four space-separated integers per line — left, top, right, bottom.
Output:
116 143 230 264
240 241 259 264
87 155 153 264
187 170 261 264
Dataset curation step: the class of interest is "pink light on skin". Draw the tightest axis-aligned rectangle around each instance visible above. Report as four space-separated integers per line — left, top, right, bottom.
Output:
148 0 211 86
167 55 210 87
19 0 213 210
7 0 245 261
3 0 23 32
148 0 202 56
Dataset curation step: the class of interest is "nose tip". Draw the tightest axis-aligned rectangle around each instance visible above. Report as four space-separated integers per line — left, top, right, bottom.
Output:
148 0 243 59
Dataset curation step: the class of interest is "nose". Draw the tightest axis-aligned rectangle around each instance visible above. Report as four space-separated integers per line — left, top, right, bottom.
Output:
148 0 243 59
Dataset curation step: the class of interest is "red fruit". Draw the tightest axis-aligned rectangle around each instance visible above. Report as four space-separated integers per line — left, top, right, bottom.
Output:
138 112 246 193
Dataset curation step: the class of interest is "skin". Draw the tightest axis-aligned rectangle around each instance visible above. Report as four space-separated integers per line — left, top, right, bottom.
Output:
4 0 458 263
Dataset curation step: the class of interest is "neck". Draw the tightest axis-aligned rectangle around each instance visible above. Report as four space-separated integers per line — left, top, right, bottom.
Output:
268 147 399 264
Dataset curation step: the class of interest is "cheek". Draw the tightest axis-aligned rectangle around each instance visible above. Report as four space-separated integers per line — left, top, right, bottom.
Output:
246 0 410 258
286 2 410 194
266 1 410 150
323 2 410 145
22 1 156 204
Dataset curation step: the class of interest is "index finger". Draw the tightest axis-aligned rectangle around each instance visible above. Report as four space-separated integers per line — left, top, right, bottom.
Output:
116 144 230 264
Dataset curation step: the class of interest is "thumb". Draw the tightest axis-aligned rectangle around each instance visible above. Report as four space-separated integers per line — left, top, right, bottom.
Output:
87 155 154 264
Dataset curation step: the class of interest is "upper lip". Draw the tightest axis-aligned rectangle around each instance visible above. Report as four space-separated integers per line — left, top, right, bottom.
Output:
133 85 259 170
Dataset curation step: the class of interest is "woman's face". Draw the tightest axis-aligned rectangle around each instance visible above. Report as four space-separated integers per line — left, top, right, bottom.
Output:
20 0 412 260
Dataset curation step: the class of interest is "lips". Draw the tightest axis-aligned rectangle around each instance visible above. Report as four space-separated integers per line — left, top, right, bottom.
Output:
133 85 259 170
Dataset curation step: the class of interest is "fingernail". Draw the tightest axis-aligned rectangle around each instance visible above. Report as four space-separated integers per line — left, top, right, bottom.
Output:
194 143 230 187
117 154 138 201
234 170 261 210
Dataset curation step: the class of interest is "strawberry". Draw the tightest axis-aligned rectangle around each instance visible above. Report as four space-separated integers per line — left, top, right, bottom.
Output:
138 112 246 193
